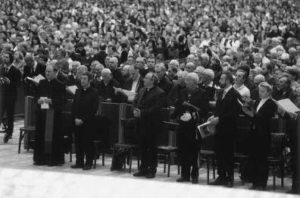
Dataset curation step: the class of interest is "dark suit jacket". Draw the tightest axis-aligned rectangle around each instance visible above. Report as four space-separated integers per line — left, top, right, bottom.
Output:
134 86 165 137
158 75 172 95
23 62 46 80
72 86 99 125
93 51 107 66
23 63 46 96
252 98 277 137
1 65 21 97
93 78 124 102
215 87 241 136
122 76 144 92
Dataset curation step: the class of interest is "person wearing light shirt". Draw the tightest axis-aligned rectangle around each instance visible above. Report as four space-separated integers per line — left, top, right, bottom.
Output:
241 82 277 190
233 68 251 99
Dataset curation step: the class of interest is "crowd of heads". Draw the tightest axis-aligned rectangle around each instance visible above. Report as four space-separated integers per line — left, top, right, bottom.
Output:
0 0 300 105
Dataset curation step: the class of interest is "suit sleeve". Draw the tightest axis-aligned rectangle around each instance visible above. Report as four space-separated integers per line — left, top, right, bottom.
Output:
141 91 164 117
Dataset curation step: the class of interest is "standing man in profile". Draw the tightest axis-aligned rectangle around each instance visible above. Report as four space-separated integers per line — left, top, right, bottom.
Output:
133 72 164 178
0 51 21 143
34 62 66 166
209 71 241 187
71 72 99 170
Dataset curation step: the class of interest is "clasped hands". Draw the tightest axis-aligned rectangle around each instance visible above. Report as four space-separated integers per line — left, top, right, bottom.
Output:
75 118 84 126
37 97 52 105
133 108 141 118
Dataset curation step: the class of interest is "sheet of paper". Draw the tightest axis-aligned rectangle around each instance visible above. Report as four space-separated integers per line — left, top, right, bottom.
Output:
66 85 78 95
27 74 45 84
40 97 49 109
276 98 300 114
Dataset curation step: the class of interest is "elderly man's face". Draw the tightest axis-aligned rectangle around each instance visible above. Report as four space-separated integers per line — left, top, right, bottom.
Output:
45 65 56 80
1 53 10 64
184 77 197 91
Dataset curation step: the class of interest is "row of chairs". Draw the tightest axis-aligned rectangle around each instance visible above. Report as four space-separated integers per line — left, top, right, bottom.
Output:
18 105 288 189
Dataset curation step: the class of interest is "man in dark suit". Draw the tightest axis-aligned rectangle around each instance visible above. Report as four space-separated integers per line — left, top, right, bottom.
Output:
172 72 209 184
93 68 124 102
155 63 172 106
93 43 107 67
71 72 99 170
108 57 124 85
23 55 46 96
209 71 241 186
34 63 66 166
0 51 21 143
133 72 165 178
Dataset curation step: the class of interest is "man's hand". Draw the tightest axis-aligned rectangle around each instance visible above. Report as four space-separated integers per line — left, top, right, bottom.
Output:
133 108 141 118
44 98 52 104
3 77 10 84
75 118 84 126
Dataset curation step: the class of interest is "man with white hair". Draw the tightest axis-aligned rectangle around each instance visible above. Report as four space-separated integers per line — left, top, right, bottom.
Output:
168 60 179 81
108 56 124 85
251 74 266 101
94 68 123 102
155 63 173 95
184 62 196 73
201 69 216 101
200 53 210 68
171 72 209 184
167 70 188 106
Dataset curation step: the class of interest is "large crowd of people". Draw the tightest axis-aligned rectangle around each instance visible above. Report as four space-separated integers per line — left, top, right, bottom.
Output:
0 0 300 194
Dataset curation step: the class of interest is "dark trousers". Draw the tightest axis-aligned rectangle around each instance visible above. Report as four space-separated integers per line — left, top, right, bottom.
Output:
178 139 199 179
215 132 234 180
178 124 199 179
74 124 94 166
1 95 16 135
251 132 270 187
139 133 157 173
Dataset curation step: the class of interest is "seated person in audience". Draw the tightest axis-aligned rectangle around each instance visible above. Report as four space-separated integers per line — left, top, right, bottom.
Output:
171 72 209 184
241 82 277 190
155 63 173 95
184 62 196 73
94 68 124 102
167 60 180 81
56 59 69 85
200 69 216 101
272 74 295 100
71 71 99 170
167 70 187 107
250 74 265 102
67 61 81 86
233 66 251 100
146 56 156 73
107 56 124 85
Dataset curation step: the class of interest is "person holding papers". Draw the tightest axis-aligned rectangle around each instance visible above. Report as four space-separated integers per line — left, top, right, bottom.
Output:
171 72 209 184
241 82 277 190
23 54 46 96
34 62 66 166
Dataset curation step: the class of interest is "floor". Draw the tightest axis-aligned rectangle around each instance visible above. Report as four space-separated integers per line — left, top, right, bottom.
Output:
0 119 297 198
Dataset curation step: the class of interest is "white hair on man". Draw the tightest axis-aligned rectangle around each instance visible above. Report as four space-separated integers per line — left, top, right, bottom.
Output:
177 70 188 79
101 68 112 75
110 56 118 64
185 72 199 84
169 59 179 68
202 69 215 81
254 74 266 85
195 66 205 74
